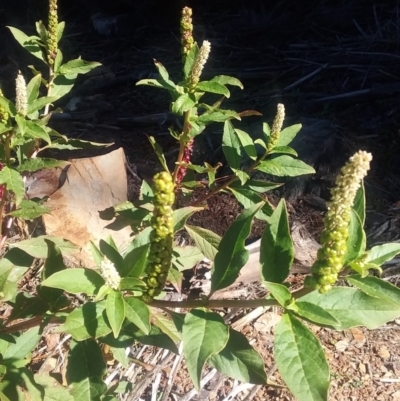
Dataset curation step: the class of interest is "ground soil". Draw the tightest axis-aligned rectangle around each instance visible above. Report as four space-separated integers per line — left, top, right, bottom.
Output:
2 1 400 400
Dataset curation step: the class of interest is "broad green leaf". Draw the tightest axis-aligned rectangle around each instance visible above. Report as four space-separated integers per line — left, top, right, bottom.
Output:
119 277 145 290
28 96 59 115
185 224 221 261
260 199 294 283
56 301 112 340
211 202 264 292
229 187 274 220
10 235 79 257
210 75 243 89
222 120 242 171
233 169 250 185
263 281 292 307
0 166 25 206
99 239 123 272
300 287 400 329
66 339 107 401
182 309 229 389
8 292 49 321
274 313 329 401
17 158 69 172
293 301 340 326
171 93 196 115
172 246 204 271
347 275 400 306
50 74 77 99
57 21 65 42
0 95 17 117
276 124 302 146
0 367 44 400
110 346 129 368
106 291 125 338
230 179 282 193
7 27 44 61
269 146 298 157
183 43 199 79
3 327 40 361
366 243 400 266
41 268 105 295
89 242 103 268
121 243 150 278
235 128 257 160
26 74 42 104
209 328 267 384
196 81 230 97
152 312 181 342
59 59 101 75
124 297 151 334
353 182 366 225
167 267 183 290
173 207 203 232
8 200 51 220
25 120 51 143
53 49 63 74
344 209 366 264
196 110 240 124
256 156 315 177
34 374 74 401
154 60 176 92
149 136 169 172
130 325 179 354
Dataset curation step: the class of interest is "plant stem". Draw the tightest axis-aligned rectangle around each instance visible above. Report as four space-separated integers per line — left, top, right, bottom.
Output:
173 109 191 182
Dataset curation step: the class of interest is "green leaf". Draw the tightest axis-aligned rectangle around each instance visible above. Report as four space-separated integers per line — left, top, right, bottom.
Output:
185 225 221 261
124 297 151 334
366 243 400 266
230 179 282 193
0 166 25 206
3 327 40 361
209 328 267 384
56 301 112 340
34 374 74 401
119 277 145 291
233 169 250 185
99 239 123 273
152 312 181 342
106 291 125 338
131 324 179 354
50 74 77 99
28 96 59 115
10 235 79 257
353 182 366 225
26 74 42 104
17 158 69 172
172 246 204 271
57 21 65 42
210 75 243 89
344 209 366 264
121 243 150 278
148 136 169 172
274 313 329 401
167 266 183 290
41 268 105 295
347 275 400 306
59 59 101 75
8 199 51 220
182 309 229 389
234 128 257 160
154 60 176 91
25 120 52 143
66 339 107 401
89 242 103 268
171 93 196 115
229 187 274 220
211 202 264 292
222 120 242 171
276 124 302 146
173 207 203 232
183 43 199 79
8 292 49 321
196 110 241 124
293 301 340 326
257 156 315 177
263 281 292 307
269 145 298 157
300 287 400 329
0 95 16 117
196 81 230 97
260 199 294 283
7 27 45 62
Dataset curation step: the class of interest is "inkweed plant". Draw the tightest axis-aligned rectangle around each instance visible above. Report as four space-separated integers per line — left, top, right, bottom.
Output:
0 5 400 401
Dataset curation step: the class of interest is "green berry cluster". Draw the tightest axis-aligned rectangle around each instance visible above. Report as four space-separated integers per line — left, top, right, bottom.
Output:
180 7 194 64
142 172 175 302
47 0 58 65
0 90 9 125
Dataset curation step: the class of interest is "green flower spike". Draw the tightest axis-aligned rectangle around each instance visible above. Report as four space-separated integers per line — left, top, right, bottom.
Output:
306 150 372 293
15 71 28 116
180 6 194 64
267 103 285 151
47 0 58 65
142 171 175 302
188 40 211 92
